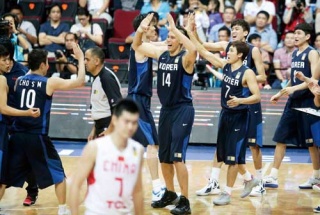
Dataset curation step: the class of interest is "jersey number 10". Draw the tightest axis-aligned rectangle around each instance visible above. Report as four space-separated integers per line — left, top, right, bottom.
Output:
162 73 171 87
20 89 36 108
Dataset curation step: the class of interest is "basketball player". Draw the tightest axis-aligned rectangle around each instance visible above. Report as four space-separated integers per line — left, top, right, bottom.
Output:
133 13 197 214
4 43 85 215
128 14 165 202
195 19 267 197
85 47 122 141
263 23 320 189
296 71 320 108
69 99 144 215
188 20 261 204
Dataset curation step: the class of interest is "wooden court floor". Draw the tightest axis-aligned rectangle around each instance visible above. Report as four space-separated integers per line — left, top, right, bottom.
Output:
0 157 319 215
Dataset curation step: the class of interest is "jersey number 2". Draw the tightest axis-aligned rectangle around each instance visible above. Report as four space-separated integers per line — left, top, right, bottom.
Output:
162 73 171 87
20 89 36 108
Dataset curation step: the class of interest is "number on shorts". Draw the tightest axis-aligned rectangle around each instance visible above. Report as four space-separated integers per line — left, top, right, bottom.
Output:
20 88 36 108
115 177 123 197
225 85 230 98
162 73 171 87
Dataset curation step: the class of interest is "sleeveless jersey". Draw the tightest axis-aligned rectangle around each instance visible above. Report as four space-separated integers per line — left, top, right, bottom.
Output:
221 64 249 110
13 74 52 135
157 50 193 107
85 135 143 214
290 46 314 99
226 42 256 74
127 48 153 97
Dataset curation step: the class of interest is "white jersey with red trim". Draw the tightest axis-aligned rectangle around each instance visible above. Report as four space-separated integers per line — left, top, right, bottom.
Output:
84 135 143 215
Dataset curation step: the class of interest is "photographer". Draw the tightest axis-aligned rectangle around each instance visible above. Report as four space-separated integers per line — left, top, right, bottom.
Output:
55 32 78 79
282 0 313 39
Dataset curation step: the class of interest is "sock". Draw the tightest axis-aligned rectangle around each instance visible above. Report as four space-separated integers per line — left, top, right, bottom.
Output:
313 170 320 179
58 204 67 211
270 168 278 179
256 169 262 180
210 167 221 181
242 170 252 181
225 186 232 195
152 179 162 192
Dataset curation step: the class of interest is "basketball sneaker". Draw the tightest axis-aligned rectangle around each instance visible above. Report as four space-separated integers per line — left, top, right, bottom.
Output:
313 184 320 192
170 195 191 215
151 189 179 208
23 195 38 206
263 175 278 188
195 178 220 196
58 205 71 215
241 177 259 198
299 177 320 189
314 206 320 213
250 180 266 197
152 187 166 202
212 191 231 205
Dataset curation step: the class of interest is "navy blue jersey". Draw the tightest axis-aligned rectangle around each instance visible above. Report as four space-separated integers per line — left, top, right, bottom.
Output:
127 48 153 97
290 46 314 99
221 64 249 110
157 50 193 107
226 42 256 74
13 74 52 135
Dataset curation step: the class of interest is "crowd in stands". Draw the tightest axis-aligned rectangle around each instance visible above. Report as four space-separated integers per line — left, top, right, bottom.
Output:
1 0 320 89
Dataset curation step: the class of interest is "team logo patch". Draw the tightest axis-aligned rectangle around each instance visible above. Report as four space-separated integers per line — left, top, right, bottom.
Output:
248 138 256 143
227 156 235 161
174 153 182 158
94 90 98 94
306 138 314 143
302 53 306 60
235 72 241 79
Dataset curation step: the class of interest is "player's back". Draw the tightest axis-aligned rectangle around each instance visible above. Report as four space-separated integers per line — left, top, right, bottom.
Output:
13 74 52 135
85 135 143 214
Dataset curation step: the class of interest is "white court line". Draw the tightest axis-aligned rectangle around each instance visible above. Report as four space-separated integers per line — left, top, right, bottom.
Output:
58 150 74 156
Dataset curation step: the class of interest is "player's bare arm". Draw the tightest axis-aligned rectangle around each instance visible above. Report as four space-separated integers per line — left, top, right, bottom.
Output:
206 64 223 80
252 46 267 83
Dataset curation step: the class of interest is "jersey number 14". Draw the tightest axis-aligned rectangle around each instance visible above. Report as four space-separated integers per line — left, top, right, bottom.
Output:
162 73 171 87
20 89 36 108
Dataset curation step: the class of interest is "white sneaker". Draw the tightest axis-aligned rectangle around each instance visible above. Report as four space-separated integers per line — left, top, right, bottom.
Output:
299 177 320 189
58 206 71 215
250 180 266 197
263 175 278 188
313 184 320 192
195 179 220 196
152 187 166 202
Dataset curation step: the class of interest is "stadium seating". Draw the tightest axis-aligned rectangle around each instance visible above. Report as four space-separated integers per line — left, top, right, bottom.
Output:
104 58 129 83
24 16 41 35
18 0 45 17
56 0 78 19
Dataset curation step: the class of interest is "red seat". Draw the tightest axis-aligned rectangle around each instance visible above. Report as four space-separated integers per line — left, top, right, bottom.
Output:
112 9 140 38
104 59 129 83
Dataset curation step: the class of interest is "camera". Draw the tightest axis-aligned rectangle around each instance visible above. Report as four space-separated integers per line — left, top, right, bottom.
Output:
54 50 63 58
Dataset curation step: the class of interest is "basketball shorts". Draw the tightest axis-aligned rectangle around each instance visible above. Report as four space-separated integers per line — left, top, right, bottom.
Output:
246 102 263 147
216 109 249 165
273 97 320 147
7 133 65 189
158 104 194 163
94 116 111 137
128 94 158 147
0 122 8 184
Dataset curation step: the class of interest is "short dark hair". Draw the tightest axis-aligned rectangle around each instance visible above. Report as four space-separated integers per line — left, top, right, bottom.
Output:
49 3 62 14
148 11 159 23
248 33 261 43
295 23 313 38
224 6 236 14
133 14 147 31
0 44 10 58
218 26 231 37
65 32 78 41
28 49 48 71
9 4 24 15
2 13 19 29
0 38 14 60
231 19 250 36
257 10 270 20
113 99 139 117
77 7 92 22
176 25 189 39
88 47 105 64
230 41 250 61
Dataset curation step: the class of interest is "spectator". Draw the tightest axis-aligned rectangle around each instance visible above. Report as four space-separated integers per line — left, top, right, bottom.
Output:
180 0 210 42
314 0 320 33
2 13 29 62
249 11 277 53
248 33 270 72
314 32 320 53
70 8 103 51
272 31 295 89
9 4 37 51
55 32 79 79
218 0 244 13
79 0 113 24
208 6 235 42
244 0 276 25
141 0 171 41
39 4 70 57
207 0 223 33
113 0 144 11
282 0 313 39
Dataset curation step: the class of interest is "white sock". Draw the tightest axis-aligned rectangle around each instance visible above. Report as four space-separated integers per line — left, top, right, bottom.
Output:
313 170 320 179
270 168 278 179
225 186 232 195
152 179 162 192
242 170 252 181
210 167 221 180
256 169 262 180
58 204 67 211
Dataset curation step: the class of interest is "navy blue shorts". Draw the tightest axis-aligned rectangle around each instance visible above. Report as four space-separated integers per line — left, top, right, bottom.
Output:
246 103 263 147
7 133 65 189
0 122 8 184
273 97 320 147
128 94 158 147
158 104 194 163
216 109 249 165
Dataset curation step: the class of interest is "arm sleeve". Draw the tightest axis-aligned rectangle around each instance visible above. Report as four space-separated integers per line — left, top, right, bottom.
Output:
100 70 123 111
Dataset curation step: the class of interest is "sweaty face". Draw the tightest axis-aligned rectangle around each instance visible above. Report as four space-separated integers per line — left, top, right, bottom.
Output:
231 25 247 42
49 6 61 22
294 29 309 47
113 111 139 139
0 55 10 74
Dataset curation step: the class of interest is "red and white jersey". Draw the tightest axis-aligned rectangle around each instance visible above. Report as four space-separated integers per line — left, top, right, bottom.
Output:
85 135 143 215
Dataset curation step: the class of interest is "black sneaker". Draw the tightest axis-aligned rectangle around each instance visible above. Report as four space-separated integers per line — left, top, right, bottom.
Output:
151 189 179 208
170 196 191 215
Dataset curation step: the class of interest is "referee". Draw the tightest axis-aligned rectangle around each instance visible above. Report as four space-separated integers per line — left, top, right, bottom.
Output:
85 47 122 140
